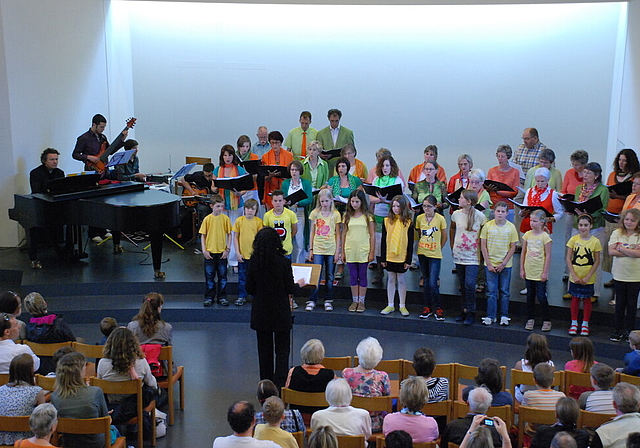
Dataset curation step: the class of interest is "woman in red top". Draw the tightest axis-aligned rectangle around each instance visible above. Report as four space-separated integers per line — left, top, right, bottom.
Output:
487 145 519 223
261 131 294 210
447 154 473 194
520 167 563 234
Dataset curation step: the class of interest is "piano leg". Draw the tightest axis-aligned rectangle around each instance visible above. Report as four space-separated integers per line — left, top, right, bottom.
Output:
149 231 166 278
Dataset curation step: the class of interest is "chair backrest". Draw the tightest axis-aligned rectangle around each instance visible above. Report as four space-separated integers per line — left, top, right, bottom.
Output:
517 406 557 448
323 356 352 373
72 342 105 359
185 156 212 166
291 430 304 448
23 340 74 357
281 387 328 409
452 400 469 419
376 437 437 448
454 363 507 401
0 414 31 432
35 374 56 391
57 416 114 448
617 373 640 387
354 358 403 376
421 400 452 422
350 395 393 413
562 370 594 395
336 434 365 448
0 373 9 386
510 368 565 406
486 405 512 429
577 410 615 429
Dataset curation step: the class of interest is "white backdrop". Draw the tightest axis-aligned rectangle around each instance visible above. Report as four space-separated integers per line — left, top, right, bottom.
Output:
113 0 625 176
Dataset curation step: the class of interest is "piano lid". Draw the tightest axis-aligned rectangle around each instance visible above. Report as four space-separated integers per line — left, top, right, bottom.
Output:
34 181 146 202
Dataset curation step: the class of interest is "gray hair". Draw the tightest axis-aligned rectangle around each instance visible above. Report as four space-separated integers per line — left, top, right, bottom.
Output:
467 425 493 448
534 167 551 182
356 337 383 370
325 378 352 407
468 386 492 414
30 403 57 438
613 382 640 413
458 153 474 168
399 376 428 412
551 432 577 448
469 169 486 183
496 145 512 159
23 292 47 316
300 339 325 365
539 148 556 163
570 150 589 166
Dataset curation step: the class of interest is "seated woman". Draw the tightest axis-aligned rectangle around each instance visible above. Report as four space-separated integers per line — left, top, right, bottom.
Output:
285 339 335 416
530 397 588 448
51 351 110 448
308 425 338 448
382 376 438 443
14 403 58 448
459 415 511 448
342 337 390 432
254 379 305 433
0 354 46 446
462 358 513 407
0 291 26 340
97 327 157 429
310 378 372 440
127 292 172 346
412 347 448 402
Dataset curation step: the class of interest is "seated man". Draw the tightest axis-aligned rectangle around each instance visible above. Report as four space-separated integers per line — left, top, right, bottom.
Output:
213 401 280 448
114 139 146 181
179 162 215 224
0 314 40 374
592 383 640 448
441 387 502 448
578 363 616 414
522 363 565 410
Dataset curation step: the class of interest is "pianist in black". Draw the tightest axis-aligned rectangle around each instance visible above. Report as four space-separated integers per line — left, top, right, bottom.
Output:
72 114 127 243
28 148 64 269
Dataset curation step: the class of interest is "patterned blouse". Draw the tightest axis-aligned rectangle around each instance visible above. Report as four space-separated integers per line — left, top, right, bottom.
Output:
0 384 42 445
342 367 391 432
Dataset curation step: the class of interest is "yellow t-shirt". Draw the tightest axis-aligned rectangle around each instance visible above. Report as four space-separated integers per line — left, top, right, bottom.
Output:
199 213 232 254
480 219 519 268
344 214 373 263
609 229 640 282
263 208 298 255
254 424 299 448
566 234 602 284
416 213 447 259
309 209 342 255
522 230 552 281
232 215 263 259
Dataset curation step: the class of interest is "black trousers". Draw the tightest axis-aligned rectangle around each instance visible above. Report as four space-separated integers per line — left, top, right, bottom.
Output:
613 280 640 332
256 329 290 389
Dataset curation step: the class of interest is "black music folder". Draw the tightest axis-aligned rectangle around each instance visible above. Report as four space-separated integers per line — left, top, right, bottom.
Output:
212 173 254 191
607 181 632 196
240 160 262 175
509 199 554 217
559 195 603 215
285 189 308 205
484 179 515 192
257 165 291 179
321 148 342 159
362 183 403 201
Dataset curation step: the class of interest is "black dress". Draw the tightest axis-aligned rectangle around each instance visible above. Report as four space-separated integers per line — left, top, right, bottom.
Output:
247 254 295 388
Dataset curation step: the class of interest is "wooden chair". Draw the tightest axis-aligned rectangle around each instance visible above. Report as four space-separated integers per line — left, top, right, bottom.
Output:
376 437 438 448
351 395 394 413
323 356 352 373
72 342 105 359
57 416 127 448
421 399 452 423
0 374 9 386
291 430 304 448
451 400 511 427
157 345 185 425
336 434 366 448
35 374 56 391
577 410 615 429
516 406 557 448
281 387 328 409
617 372 640 387
510 369 565 412
454 363 507 401
90 377 156 448
562 370 594 396
401 361 455 383
23 340 73 357
0 414 31 448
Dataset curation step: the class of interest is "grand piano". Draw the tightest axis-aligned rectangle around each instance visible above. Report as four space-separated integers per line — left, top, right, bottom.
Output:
8 174 180 278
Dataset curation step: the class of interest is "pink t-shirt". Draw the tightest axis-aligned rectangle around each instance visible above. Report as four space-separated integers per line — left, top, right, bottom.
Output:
382 413 439 443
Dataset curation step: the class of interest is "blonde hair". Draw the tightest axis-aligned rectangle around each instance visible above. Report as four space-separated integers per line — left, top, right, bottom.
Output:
460 189 480 232
54 351 86 399
314 189 335 213
618 209 640 234
23 292 47 316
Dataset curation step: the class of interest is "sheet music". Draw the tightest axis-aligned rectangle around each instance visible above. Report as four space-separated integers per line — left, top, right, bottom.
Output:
292 265 312 284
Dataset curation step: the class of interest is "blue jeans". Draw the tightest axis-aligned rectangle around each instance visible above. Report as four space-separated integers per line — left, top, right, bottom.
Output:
204 254 227 299
309 254 335 303
237 259 250 299
485 266 512 319
525 279 549 320
456 264 478 313
419 255 441 309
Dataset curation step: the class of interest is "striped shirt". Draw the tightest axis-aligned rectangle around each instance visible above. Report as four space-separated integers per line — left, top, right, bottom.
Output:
580 390 615 414
425 376 449 402
522 389 565 410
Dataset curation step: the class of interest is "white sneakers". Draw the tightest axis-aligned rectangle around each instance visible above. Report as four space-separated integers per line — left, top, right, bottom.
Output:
500 316 511 326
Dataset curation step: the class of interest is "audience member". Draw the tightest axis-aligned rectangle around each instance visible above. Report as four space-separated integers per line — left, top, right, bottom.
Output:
382 376 438 443
127 292 172 346
564 337 597 399
13 403 58 447
459 415 511 448
0 291 26 340
627 433 640 448
514 334 554 403
46 346 76 378
342 337 391 432
0 354 45 446
412 347 449 402
310 378 372 440
462 358 513 407
0 313 40 374
551 432 578 448
308 426 338 448
619 330 640 376
98 317 117 345
254 396 298 448
522 363 565 409
213 401 280 448
51 351 109 448
592 383 640 448
254 379 305 433
578 363 616 414
441 387 502 448
530 397 588 448
385 430 414 448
